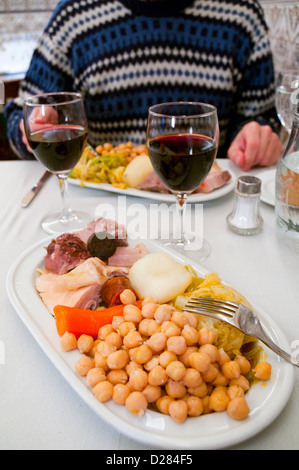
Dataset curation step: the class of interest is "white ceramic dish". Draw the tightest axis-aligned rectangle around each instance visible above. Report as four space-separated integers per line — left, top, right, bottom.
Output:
6 237 294 450
68 161 237 203
257 169 276 207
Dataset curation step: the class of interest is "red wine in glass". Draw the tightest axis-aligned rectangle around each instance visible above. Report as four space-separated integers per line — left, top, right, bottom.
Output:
28 125 87 174
148 133 217 193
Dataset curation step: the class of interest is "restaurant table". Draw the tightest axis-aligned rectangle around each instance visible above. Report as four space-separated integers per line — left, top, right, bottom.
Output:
0 159 298 451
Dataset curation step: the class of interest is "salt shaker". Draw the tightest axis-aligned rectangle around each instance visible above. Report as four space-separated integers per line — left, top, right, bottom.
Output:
226 175 264 235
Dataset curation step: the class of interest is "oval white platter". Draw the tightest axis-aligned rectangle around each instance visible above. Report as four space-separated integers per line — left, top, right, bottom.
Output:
6 237 294 450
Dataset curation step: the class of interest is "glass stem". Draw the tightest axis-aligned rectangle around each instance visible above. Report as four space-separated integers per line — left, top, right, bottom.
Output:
57 174 73 222
175 193 188 244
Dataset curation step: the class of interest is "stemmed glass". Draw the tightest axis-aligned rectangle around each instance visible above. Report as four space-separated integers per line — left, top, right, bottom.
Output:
275 72 299 134
23 92 91 234
146 102 219 261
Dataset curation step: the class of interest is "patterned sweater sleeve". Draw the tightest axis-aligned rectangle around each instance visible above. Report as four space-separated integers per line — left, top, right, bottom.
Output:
4 1 74 159
226 1 280 146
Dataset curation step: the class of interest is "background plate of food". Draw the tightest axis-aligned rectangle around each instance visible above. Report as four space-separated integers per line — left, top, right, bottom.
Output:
68 142 237 202
6 220 294 450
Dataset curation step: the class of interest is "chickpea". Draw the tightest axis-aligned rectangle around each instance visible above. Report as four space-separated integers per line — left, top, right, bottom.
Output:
159 351 177 368
171 311 189 328
235 355 251 375
189 351 211 373
222 360 241 380
139 319 161 337
111 315 125 331
105 332 123 350
165 379 186 399
211 371 229 387
187 396 203 417
201 395 210 414
142 296 158 307
98 324 114 341
209 388 229 412
123 330 143 349
156 395 174 415
133 344 153 364
77 334 94 354
227 385 244 400
141 302 158 319
107 369 128 385
147 332 167 353
179 347 198 367
142 385 162 403
167 336 187 356
119 289 136 305
182 368 203 388
201 364 219 383
154 304 173 324
107 349 129 370
128 368 148 391
126 360 143 376
160 321 181 337
181 325 199 346
91 339 101 356
229 375 250 392
187 381 208 398
125 391 148 417
148 365 169 387
60 331 77 352
168 400 188 423
198 327 216 345
218 347 231 366
96 341 116 357
118 321 136 337
93 380 114 403
227 397 250 421
183 311 198 328
113 383 131 406
199 344 219 363
75 355 94 377
94 353 109 371
254 362 272 381
166 361 186 382
86 367 106 388
123 304 143 324
143 355 160 372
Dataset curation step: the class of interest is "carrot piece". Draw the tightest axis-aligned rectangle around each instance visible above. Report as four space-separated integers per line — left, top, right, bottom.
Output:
54 301 142 339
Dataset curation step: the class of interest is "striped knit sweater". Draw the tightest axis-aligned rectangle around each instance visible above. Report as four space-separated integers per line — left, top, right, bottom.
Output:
5 0 279 159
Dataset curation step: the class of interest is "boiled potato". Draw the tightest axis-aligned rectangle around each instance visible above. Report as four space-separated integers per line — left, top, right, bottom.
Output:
122 155 153 188
129 253 193 303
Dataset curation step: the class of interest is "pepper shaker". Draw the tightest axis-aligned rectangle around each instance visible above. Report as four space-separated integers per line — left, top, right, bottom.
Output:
226 175 264 235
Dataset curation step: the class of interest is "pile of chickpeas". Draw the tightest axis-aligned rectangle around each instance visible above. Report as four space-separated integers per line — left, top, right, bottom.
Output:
61 289 272 424
95 141 148 164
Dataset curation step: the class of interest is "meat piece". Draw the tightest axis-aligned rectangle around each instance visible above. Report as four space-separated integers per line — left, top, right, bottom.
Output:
107 243 148 268
195 162 232 193
44 233 90 275
36 273 101 316
100 276 135 307
55 257 108 291
77 218 128 246
137 171 169 193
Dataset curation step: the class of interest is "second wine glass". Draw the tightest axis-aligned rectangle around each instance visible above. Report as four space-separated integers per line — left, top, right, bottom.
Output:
24 92 91 235
146 101 219 261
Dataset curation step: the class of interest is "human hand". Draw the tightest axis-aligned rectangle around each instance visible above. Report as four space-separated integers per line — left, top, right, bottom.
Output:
19 106 58 153
227 121 283 171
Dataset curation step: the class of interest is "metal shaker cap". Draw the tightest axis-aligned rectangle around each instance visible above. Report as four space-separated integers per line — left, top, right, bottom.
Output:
237 175 262 194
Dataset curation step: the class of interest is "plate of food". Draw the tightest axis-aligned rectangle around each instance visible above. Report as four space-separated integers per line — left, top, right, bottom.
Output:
6 218 294 450
68 142 236 202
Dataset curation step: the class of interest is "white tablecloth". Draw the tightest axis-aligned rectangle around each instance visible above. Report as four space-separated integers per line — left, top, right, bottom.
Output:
0 159 298 450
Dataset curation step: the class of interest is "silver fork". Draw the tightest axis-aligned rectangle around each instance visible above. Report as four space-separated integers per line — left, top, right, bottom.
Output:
183 297 298 367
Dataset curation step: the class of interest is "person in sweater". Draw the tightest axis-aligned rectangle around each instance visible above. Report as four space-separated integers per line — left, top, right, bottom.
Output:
5 0 282 170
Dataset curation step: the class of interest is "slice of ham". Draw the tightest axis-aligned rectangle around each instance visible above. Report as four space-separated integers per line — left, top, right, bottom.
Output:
76 218 128 246
107 243 148 268
137 161 231 194
44 233 90 275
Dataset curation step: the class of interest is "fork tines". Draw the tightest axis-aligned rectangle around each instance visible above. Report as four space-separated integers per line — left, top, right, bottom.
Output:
184 297 239 318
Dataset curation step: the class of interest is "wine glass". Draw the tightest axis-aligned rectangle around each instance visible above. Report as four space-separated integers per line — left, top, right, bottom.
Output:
275 72 299 134
23 92 91 235
146 101 219 261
